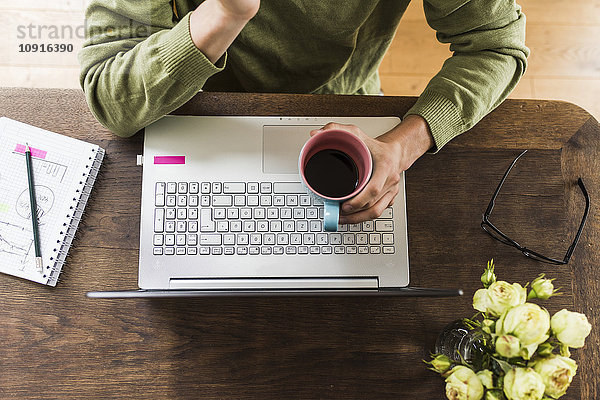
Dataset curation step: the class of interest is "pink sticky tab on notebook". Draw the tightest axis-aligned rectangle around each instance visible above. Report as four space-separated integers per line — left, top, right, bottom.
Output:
154 156 185 165
15 144 48 159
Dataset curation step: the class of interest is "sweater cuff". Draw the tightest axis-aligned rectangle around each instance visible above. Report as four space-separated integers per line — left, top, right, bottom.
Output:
157 12 226 87
404 91 465 153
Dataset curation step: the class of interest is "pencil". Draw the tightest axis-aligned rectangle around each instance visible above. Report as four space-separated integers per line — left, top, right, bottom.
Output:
25 143 43 274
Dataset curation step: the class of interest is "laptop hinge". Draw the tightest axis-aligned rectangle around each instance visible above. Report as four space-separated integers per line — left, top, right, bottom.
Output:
169 278 379 290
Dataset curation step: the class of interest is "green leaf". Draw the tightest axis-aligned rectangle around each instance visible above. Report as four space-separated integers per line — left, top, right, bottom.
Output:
492 357 513 374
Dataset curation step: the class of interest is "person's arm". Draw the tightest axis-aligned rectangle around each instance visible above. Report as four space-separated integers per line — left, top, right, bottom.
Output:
338 0 529 223
78 0 258 137
405 0 530 152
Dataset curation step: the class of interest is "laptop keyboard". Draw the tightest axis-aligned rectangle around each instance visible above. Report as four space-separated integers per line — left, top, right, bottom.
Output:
152 181 395 256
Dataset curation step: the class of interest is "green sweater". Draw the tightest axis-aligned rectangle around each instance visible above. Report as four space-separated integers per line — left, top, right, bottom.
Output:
79 0 528 151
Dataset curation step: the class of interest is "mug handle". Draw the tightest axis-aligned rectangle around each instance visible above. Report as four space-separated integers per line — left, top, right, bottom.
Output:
323 200 339 232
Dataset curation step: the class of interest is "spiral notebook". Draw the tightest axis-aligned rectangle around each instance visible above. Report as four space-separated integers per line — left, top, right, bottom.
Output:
0 117 104 286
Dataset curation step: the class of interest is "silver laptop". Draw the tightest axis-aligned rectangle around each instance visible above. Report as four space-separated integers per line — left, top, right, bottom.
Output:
88 116 461 298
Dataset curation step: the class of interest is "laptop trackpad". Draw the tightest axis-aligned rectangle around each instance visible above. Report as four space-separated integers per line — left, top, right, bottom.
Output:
263 125 321 174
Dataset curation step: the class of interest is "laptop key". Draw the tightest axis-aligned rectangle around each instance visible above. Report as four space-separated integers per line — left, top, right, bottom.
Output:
329 233 342 245
166 195 176 207
166 182 177 194
189 182 199 194
370 246 381 254
201 182 211 194
250 234 262 245
223 234 235 245
303 233 315 245
273 182 303 194
286 246 297 255
154 209 165 232
260 182 272 193
230 221 242 232
153 247 163 255
383 246 395 254
375 220 394 232
165 221 175 233
223 182 245 194
153 234 164 246
249 246 260 255
248 182 259 194
212 195 232 206
316 233 328 245
200 234 222 245
382 233 394 245
237 234 249 245
369 233 381 245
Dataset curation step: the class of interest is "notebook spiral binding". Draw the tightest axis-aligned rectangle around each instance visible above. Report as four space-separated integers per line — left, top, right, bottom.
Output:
46 147 106 285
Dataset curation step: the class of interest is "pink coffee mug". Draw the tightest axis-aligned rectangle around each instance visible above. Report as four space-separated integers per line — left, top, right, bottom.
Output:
299 129 373 231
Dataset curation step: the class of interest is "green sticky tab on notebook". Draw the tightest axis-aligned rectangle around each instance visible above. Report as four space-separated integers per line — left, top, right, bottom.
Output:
0 203 10 213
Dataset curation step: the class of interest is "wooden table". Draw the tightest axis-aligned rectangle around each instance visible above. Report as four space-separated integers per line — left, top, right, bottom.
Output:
0 88 598 399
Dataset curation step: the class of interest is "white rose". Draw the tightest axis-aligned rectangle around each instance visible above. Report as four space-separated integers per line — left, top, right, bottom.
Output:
527 274 556 300
503 367 545 400
476 369 494 389
445 366 484 400
551 309 592 348
495 335 521 358
496 303 550 359
531 355 577 399
473 281 526 317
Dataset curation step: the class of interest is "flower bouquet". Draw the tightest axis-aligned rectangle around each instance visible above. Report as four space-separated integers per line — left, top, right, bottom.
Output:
426 260 592 400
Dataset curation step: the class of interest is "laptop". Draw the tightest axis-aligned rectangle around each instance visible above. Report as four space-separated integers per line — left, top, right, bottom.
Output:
87 116 461 298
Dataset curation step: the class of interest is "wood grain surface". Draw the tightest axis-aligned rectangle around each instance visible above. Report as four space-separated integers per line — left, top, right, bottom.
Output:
0 88 597 399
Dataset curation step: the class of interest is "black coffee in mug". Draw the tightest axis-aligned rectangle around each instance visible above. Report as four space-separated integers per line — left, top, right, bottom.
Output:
304 149 359 198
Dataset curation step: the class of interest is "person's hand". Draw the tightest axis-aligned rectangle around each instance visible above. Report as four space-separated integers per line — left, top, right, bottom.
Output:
190 0 260 63
309 115 434 224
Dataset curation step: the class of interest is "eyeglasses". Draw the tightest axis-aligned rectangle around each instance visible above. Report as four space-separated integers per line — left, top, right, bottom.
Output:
481 150 590 265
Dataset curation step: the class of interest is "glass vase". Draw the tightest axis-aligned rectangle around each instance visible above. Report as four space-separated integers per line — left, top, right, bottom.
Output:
435 319 486 370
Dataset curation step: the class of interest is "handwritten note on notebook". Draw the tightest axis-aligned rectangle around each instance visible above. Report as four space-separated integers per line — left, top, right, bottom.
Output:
0 117 104 286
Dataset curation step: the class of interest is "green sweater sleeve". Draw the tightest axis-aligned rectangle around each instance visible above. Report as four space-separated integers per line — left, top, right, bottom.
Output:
78 2 224 137
404 0 529 152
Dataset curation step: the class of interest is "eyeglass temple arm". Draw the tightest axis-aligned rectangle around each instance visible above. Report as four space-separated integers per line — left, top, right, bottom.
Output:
484 150 528 216
564 178 590 260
